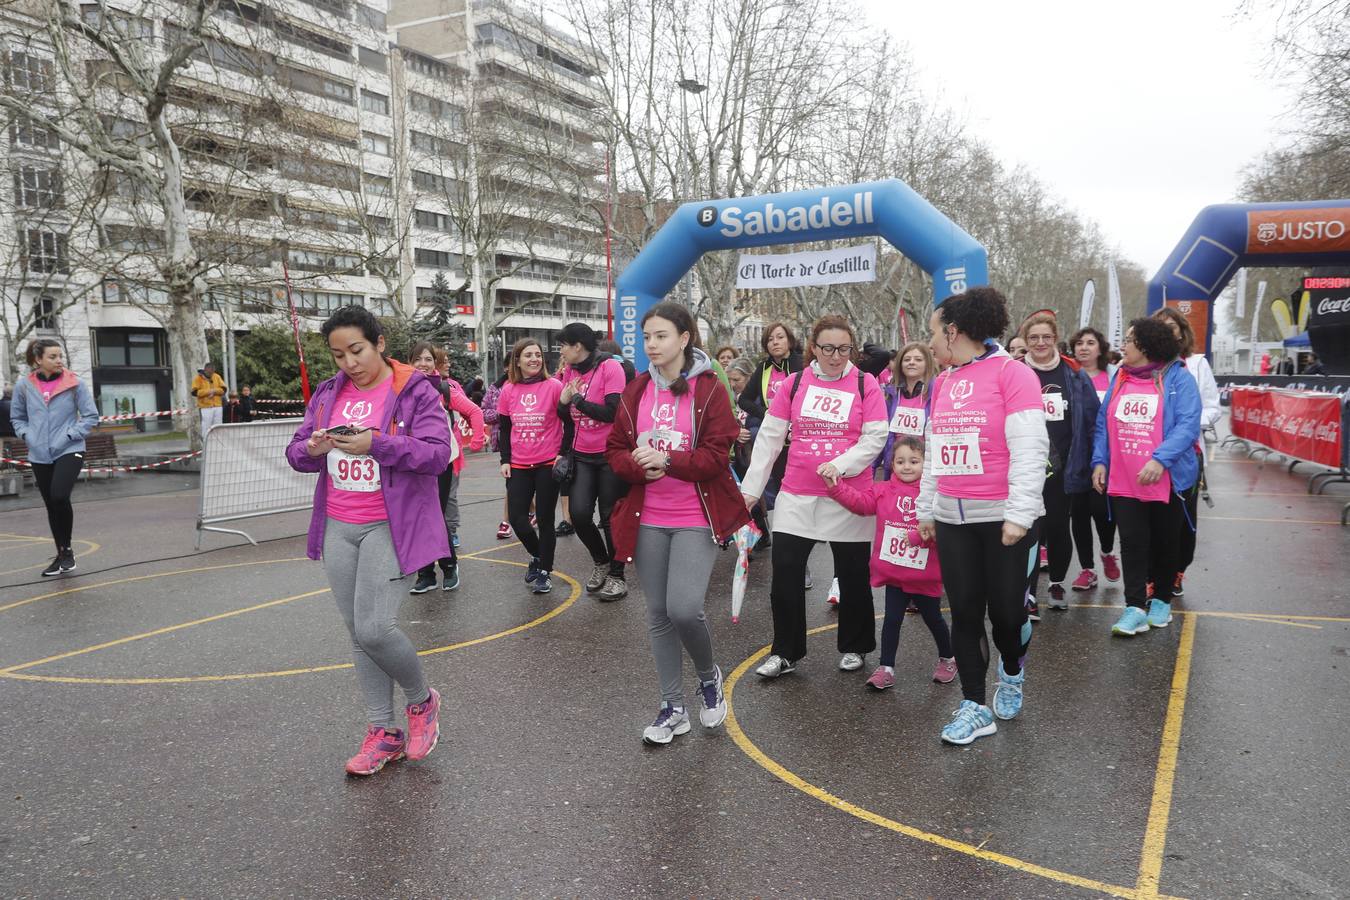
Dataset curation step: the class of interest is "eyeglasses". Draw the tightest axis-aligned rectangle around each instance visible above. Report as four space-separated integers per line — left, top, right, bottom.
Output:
1122 335 1137 346
1026 335 1057 344
816 344 854 357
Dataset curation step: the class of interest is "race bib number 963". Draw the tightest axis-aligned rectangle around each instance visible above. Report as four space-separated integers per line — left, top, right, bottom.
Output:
328 451 380 492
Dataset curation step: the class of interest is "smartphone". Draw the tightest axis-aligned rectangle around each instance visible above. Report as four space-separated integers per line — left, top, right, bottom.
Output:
326 425 371 437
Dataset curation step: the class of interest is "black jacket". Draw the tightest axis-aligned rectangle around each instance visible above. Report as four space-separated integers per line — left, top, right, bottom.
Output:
736 349 803 426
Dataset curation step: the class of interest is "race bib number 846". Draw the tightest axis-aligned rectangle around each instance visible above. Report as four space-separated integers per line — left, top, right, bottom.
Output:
1115 395 1159 425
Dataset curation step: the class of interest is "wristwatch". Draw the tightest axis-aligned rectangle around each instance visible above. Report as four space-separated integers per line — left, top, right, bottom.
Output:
663 453 673 470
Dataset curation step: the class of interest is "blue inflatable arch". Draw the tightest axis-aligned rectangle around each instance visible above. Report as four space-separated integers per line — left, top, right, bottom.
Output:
614 179 989 370
1146 200 1350 355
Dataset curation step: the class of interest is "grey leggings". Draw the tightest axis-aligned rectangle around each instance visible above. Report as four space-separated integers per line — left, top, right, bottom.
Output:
445 468 461 534
635 525 719 706
323 518 430 729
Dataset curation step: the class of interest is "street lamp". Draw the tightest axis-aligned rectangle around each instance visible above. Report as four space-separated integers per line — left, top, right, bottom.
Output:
677 77 706 308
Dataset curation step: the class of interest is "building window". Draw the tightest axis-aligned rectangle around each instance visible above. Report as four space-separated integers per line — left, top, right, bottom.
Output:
364 173 391 195
12 166 62 207
355 4 386 30
21 229 68 274
366 295 395 316
5 50 53 93
414 247 453 269
9 116 59 151
94 329 165 367
293 289 363 315
357 45 386 72
360 132 390 156
412 170 456 195
410 130 463 157
359 89 388 115
321 77 354 102
287 248 361 274
80 5 153 38
414 208 456 234
32 294 57 330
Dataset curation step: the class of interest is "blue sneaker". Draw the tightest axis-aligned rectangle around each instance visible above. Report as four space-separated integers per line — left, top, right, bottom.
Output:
993 660 1024 721
1147 599 1173 628
941 699 997 745
525 558 542 584
532 572 552 594
1111 606 1150 636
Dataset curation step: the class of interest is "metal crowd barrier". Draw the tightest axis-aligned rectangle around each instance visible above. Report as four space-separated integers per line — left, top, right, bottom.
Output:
196 419 317 547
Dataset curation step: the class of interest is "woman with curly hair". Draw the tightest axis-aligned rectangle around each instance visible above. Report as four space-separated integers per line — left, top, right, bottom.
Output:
1068 327 1120 585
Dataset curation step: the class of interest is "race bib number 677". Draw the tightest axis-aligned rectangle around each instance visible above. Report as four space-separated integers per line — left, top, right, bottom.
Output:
932 432 983 476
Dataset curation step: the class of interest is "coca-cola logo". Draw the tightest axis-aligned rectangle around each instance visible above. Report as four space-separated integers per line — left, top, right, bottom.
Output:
1316 296 1350 316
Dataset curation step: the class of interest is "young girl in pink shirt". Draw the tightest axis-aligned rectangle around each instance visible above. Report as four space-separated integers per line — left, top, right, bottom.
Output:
827 434 956 690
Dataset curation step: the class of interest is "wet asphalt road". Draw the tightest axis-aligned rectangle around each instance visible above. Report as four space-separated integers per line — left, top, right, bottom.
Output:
1 427 1347 899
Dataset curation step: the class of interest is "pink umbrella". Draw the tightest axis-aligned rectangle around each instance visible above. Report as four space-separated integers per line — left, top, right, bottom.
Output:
730 522 762 623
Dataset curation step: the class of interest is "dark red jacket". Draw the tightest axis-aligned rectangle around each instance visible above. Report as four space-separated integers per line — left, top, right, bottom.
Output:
606 370 751 563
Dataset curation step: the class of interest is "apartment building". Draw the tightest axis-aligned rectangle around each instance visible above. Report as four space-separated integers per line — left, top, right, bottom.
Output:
0 0 608 408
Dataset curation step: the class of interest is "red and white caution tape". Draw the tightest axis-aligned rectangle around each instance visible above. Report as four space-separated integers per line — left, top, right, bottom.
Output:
253 399 305 406
1 450 202 473
98 408 192 422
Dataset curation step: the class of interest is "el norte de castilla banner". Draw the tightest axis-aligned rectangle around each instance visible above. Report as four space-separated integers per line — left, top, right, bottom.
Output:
735 244 877 289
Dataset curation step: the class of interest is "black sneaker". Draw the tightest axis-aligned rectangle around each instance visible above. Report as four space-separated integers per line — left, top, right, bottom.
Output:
442 565 460 591
556 520 575 536
58 550 76 573
532 572 552 594
409 572 437 594
41 557 63 577
525 557 542 584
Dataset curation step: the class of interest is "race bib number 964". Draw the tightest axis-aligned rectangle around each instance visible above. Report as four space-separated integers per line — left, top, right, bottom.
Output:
328 451 380 492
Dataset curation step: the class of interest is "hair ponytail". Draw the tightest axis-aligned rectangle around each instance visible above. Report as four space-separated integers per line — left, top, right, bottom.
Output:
25 338 61 369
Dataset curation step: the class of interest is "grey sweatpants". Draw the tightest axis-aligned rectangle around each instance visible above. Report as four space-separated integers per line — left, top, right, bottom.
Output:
323 518 429 729
635 525 719 706
445 468 461 534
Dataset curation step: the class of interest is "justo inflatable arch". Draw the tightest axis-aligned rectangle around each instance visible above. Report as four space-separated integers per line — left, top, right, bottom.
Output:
1146 201 1350 362
614 179 989 369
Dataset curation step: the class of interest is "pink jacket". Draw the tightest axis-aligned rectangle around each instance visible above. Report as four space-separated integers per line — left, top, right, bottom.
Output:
828 477 942 596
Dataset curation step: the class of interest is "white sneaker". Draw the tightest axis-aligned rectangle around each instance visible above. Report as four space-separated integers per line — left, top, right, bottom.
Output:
755 654 797 678
804 564 813 590
839 652 865 671
698 666 727 728
642 705 691 745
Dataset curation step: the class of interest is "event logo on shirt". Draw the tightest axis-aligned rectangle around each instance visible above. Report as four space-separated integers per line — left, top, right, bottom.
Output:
948 378 975 410
652 401 677 430
341 399 374 422
519 392 538 412
895 495 916 516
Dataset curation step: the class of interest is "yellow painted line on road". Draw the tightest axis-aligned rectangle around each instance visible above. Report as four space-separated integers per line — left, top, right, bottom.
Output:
459 540 523 558
0 557 308 614
1136 613 1197 897
0 538 100 577
1202 612 1321 630
723 626 1182 900
0 556 580 685
1198 515 1341 526
1068 604 1348 625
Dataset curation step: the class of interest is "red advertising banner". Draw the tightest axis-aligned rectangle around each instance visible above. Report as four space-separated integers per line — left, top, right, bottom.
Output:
1164 299 1210 354
1229 388 1344 468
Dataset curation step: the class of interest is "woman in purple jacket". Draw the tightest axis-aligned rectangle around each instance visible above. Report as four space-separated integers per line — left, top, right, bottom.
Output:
286 306 451 777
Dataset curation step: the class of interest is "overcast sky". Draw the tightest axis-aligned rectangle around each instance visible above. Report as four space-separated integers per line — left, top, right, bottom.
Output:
859 0 1297 275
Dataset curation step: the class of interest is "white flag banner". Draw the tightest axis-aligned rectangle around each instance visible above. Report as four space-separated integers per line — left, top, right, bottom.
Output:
1249 281 1267 373
735 244 876 289
1106 261 1123 349
1079 279 1096 328
1234 269 1248 320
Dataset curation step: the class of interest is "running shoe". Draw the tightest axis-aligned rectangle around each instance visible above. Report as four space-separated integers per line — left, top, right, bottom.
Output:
532 572 552 594
597 577 628 602
932 657 957 684
941 700 997 746
643 705 691 745
585 564 608 593
1147 599 1173 629
525 557 542 584
1101 553 1121 582
825 577 840 606
405 688 441 760
1047 583 1068 609
57 550 75 573
866 667 896 690
451 533 460 549
41 557 63 577
442 565 460 592
698 666 727 728
1111 607 1151 636
1025 593 1041 622
906 599 919 615
1173 572 1185 597
345 726 406 776
1038 545 1049 571
993 660 1024 721
556 520 575 536
496 521 512 540
804 564 813 590
410 572 437 594
839 652 865 672
755 655 796 678
1071 569 1098 592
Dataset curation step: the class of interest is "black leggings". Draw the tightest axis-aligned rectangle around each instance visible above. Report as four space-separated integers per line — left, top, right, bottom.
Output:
880 587 952 667
935 520 1035 705
1112 491 1187 609
769 532 873 661
1029 471 1072 594
30 453 84 551
507 464 559 571
570 453 625 577
1070 489 1115 566
418 466 459 579
1176 452 1203 574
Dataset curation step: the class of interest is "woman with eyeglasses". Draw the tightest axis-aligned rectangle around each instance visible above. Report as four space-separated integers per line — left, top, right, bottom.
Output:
742 315 888 678
1092 318 1201 638
1068 327 1121 586
917 288 1048 745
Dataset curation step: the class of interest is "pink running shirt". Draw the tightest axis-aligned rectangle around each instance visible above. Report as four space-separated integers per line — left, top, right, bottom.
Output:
559 357 625 455
769 367 887 497
1106 372 1172 502
637 381 706 528
497 377 565 466
928 354 1043 500
765 366 789 404
325 375 393 524
1090 369 1110 402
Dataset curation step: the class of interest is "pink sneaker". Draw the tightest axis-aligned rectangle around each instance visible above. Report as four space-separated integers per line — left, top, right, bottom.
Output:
345 726 406 776
1072 569 1098 591
865 667 896 690
405 688 441 760
1101 553 1121 582
496 521 512 540
932 657 957 684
